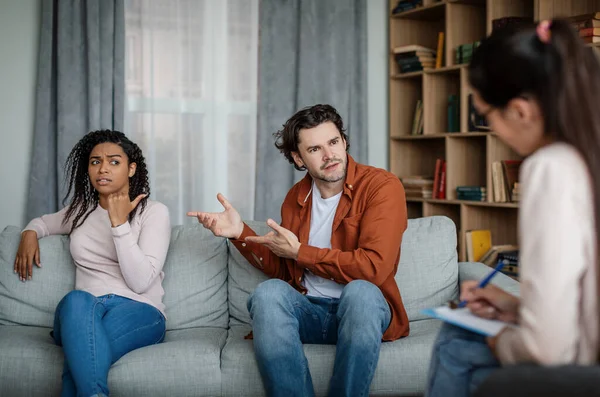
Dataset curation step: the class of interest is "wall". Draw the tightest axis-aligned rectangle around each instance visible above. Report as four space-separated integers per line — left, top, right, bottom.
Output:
0 0 41 230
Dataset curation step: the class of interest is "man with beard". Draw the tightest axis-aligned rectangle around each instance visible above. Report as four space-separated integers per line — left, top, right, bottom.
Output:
188 104 409 397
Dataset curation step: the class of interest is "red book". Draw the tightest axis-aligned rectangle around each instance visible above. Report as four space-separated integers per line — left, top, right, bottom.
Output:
438 161 447 199
432 159 442 199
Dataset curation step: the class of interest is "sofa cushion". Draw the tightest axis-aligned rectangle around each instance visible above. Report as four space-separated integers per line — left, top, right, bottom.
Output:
0 325 227 397
0 226 74 327
162 225 229 330
220 319 442 396
226 216 459 326
227 221 271 327
110 327 227 397
0 224 230 330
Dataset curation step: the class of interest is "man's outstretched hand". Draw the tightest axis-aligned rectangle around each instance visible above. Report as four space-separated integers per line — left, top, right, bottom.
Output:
187 193 244 239
245 219 301 260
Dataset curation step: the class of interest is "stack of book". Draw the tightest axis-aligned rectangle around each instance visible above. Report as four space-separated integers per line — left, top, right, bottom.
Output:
497 250 519 279
401 176 434 199
491 160 522 203
570 12 600 44
391 0 423 15
393 45 436 74
456 186 486 202
455 41 480 64
479 245 519 279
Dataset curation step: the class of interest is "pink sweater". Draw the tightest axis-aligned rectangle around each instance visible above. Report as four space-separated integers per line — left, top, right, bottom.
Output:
23 200 171 317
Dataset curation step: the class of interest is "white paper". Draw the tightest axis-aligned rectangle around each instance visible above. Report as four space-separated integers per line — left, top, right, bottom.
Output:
422 306 517 337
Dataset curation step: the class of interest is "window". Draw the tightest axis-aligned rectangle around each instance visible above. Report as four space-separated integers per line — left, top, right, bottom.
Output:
124 0 259 224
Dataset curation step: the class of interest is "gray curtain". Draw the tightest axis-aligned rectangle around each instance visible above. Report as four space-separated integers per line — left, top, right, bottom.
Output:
254 0 367 222
27 0 125 220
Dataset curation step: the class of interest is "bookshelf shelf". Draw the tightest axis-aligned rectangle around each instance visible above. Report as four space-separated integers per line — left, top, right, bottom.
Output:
406 198 518 208
389 0 600 260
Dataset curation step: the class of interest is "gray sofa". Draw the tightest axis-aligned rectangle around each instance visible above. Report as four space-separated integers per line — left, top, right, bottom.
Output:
0 216 519 396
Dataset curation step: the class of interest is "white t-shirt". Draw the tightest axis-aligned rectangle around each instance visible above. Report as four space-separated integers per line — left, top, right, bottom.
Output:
302 182 345 298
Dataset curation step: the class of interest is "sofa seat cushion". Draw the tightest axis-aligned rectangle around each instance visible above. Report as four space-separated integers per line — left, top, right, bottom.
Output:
0 325 227 397
220 319 442 397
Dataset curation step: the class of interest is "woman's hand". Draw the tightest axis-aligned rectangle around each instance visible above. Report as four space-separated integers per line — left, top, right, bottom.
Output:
106 192 147 227
460 281 520 324
14 230 41 282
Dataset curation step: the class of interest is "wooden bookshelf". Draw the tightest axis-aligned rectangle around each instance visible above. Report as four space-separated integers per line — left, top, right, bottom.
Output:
389 0 600 260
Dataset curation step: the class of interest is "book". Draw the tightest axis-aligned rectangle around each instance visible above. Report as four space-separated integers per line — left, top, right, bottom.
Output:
393 45 436 56
479 245 519 268
411 99 423 135
422 306 517 337
432 159 443 199
465 229 492 262
435 32 445 68
447 94 459 132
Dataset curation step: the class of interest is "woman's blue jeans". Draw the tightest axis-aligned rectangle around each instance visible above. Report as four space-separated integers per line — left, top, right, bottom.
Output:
426 323 501 397
52 290 166 397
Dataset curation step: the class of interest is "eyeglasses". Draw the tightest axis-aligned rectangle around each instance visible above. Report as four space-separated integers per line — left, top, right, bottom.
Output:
469 109 491 131
468 98 493 132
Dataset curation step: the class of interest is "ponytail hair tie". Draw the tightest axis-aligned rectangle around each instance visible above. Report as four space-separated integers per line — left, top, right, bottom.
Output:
536 20 552 43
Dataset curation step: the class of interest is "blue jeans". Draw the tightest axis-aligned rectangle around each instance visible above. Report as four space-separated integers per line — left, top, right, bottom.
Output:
247 279 391 397
52 290 166 397
426 323 501 397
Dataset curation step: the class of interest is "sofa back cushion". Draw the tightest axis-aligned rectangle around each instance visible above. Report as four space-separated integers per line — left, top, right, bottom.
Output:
161 225 229 330
0 224 229 330
0 226 74 327
227 221 271 326
395 216 458 321
227 216 458 326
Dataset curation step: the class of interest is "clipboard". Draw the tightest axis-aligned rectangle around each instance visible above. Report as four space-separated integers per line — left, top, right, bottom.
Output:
422 306 517 337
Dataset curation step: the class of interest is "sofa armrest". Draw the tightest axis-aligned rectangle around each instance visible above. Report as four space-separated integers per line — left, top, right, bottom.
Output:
458 262 520 297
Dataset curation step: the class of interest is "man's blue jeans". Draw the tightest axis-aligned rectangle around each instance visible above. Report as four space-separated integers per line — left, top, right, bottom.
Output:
426 323 501 397
52 290 166 397
247 278 391 397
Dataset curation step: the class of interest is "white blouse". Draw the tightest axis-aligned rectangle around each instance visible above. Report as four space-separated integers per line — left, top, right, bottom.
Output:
497 142 598 365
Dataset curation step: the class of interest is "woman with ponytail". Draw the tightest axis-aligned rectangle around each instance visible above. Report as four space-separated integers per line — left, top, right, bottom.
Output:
426 19 600 397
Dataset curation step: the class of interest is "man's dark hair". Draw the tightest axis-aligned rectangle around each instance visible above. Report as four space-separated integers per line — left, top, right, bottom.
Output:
273 104 350 171
62 129 150 233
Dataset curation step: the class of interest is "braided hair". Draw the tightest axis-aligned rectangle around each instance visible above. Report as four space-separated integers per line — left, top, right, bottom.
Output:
62 130 150 233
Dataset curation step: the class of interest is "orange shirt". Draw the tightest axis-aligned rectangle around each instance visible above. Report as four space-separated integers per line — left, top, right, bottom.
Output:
230 154 409 341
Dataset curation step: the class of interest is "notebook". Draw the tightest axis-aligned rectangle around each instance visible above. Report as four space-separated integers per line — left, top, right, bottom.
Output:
422 306 517 337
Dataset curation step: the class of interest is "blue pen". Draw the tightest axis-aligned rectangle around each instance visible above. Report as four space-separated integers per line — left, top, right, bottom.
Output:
456 260 506 308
